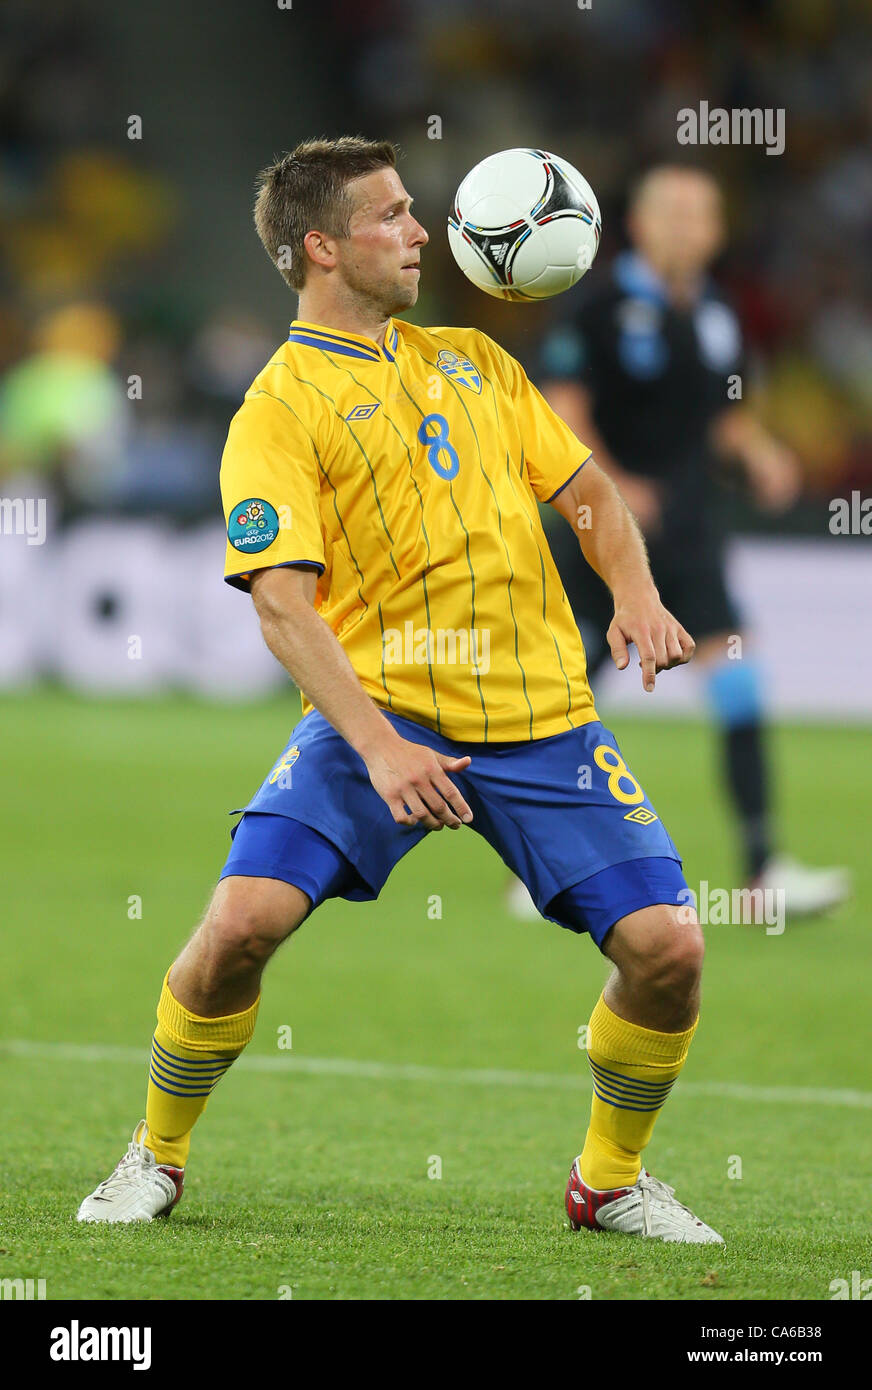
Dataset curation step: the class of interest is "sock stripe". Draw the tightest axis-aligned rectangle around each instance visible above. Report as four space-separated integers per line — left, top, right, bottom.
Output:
150 1061 229 1079
149 1052 231 1081
148 1039 234 1099
148 1062 228 1093
588 1059 677 1094
149 1050 230 1076
151 1037 236 1069
591 1085 675 1109
147 1073 215 1099
591 1085 672 1112
589 1075 676 1107
590 1074 675 1103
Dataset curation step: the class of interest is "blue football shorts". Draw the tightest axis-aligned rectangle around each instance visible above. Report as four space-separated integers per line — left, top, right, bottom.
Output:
219 709 688 950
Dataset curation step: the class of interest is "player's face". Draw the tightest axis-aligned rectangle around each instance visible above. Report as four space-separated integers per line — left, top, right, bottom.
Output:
335 168 429 315
630 172 724 279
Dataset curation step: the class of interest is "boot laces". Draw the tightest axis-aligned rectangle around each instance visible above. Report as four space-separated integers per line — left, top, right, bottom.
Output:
638 1170 696 1234
91 1124 164 1200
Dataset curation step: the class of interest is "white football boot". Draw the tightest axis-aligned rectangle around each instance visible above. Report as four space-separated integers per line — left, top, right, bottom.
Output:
77 1120 184 1223
753 854 852 919
566 1159 724 1244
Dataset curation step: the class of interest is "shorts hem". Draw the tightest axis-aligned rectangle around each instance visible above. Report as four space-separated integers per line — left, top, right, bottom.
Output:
548 891 681 949
234 807 388 901
543 855 687 949
217 857 324 904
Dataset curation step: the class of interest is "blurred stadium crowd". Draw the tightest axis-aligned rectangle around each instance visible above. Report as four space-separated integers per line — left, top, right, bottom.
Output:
1 0 870 529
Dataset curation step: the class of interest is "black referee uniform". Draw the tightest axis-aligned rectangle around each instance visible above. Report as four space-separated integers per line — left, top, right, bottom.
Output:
540 249 745 668
539 249 775 880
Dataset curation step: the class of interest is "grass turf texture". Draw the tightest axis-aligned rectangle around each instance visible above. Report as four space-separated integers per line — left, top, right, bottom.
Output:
0 689 870 1301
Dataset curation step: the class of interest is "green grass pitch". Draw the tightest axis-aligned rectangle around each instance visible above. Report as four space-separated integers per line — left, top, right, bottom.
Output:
0 689 870 1301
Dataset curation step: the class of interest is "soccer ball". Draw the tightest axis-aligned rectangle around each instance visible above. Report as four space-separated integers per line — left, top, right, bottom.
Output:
448 148 601 301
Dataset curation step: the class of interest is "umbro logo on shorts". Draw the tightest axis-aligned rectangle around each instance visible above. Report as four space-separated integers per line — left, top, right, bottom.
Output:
624 807 659 825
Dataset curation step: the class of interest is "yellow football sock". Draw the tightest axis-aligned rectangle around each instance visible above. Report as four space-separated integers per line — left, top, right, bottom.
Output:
144 970 259 1168
580 992 697 1191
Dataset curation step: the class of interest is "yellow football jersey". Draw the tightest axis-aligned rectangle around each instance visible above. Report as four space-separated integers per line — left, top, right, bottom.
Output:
220 317 598 741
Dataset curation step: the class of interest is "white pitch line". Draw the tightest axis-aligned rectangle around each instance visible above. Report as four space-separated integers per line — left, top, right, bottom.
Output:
1 1038 870 1110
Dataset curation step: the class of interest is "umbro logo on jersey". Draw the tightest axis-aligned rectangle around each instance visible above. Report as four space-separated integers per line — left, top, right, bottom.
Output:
624 807 658 825
346 402 380 421
436 348 482 394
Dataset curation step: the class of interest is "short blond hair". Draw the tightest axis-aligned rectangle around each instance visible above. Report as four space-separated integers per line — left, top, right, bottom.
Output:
254 136 398 291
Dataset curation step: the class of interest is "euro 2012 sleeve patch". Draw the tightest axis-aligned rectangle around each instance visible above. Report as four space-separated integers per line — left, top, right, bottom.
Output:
228 499 280 554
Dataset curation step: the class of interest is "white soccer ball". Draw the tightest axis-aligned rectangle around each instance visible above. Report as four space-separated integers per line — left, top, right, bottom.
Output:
448 148 602 301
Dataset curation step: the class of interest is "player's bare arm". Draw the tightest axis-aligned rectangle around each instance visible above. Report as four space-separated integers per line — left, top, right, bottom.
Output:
549 459 694 691
250 565 473 830
542 378 664 532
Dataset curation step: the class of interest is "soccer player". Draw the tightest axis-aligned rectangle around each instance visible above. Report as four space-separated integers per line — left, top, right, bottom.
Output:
518 164 850 921
78 138 722 1242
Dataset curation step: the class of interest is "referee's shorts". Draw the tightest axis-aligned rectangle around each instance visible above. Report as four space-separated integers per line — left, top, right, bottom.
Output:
547 517 741 672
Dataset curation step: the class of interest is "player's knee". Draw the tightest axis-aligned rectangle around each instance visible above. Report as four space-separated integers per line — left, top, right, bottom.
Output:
210 912 282 968
636 910 704 999
206 879 309 967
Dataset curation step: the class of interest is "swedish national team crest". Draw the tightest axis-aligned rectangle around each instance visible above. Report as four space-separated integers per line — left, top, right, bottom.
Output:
268 745 301 786
436 348 482 394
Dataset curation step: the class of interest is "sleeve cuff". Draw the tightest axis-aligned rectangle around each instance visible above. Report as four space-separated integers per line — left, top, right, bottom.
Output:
542 453 590 503
224 559 325 593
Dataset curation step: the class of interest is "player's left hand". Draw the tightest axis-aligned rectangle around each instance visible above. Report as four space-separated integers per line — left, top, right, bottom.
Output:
607 593 695 693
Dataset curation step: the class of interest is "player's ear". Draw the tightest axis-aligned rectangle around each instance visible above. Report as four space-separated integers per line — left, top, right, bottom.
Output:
302 229 339 274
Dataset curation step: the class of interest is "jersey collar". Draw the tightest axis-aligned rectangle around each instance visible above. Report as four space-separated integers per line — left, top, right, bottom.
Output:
287 319 401 363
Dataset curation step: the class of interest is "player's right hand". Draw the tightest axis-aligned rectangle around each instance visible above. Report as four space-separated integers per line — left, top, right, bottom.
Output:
365 738 474 830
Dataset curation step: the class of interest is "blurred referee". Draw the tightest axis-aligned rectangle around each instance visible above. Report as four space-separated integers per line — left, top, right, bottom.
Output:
525 165 850 918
